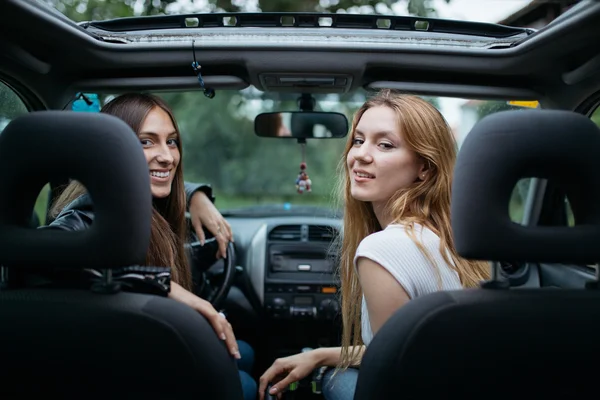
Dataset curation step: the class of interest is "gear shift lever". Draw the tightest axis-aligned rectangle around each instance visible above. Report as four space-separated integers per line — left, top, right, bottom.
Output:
265 384 277 400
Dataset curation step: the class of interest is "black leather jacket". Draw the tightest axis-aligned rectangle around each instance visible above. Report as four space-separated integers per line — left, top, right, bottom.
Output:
29 182 213 295
43 182 213 232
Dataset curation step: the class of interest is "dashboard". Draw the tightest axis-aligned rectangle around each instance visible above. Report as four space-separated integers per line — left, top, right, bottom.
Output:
228 216 342 323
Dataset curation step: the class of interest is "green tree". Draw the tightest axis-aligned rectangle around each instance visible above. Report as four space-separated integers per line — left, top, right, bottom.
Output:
216 0 449 16
591 105 600 127
46 0 178 21
45 0 451 21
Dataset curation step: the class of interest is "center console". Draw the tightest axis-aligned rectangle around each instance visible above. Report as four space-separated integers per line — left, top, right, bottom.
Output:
263 224 340 321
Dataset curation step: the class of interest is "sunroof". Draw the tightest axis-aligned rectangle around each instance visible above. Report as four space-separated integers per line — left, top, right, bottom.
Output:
84 12 533 39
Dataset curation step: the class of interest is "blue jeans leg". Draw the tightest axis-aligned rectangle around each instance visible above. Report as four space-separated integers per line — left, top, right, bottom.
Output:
236 340 257 400
322 367 359 400
236 340 255 374
239 370 257 400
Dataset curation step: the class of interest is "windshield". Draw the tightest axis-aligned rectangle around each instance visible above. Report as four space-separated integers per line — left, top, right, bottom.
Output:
38 0 543 221
136 89 529 216
60 88 533 220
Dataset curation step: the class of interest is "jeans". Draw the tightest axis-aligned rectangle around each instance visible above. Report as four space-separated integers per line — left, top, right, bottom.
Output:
237 340 257 400
322 367 359 400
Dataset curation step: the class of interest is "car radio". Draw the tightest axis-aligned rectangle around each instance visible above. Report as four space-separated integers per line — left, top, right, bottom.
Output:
268 244 335 274
264 284 340 320
263 225 340 320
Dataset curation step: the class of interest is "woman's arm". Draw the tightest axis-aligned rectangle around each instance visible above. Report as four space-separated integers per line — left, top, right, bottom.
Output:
169 282 240 359
357 256 410 336
185 182 233 259
184 181 214 207
312 345 365 368
258 346 365 399
38 194 94 232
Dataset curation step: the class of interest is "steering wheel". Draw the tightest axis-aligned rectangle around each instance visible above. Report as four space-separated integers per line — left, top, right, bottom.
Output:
184 215 236 310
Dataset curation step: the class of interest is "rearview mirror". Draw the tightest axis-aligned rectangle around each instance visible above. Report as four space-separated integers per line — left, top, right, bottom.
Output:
254 111 348 138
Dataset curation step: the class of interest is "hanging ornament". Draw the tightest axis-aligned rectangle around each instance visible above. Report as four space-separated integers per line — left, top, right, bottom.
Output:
295 143 312 194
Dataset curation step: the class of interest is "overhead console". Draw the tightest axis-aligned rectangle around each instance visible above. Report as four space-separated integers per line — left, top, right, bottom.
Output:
259 73 353 93
263 223 341 321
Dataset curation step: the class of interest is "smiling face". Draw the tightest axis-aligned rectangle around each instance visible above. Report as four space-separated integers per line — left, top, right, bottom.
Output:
138 106 181 198
346 106 426 210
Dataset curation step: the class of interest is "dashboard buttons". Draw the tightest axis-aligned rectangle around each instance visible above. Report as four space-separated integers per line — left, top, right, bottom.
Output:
318 299 340 320
268 297 288 318
290 306 317 319
264 287 339 320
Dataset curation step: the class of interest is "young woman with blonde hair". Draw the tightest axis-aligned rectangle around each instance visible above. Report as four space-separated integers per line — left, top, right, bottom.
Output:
259 89 489 400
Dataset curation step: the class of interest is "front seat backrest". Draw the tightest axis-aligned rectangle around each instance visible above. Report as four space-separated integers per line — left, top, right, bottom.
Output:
353 110 600 399
0 111 243 399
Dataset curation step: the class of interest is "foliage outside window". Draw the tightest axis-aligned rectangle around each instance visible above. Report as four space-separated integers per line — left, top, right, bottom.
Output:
42 0 536 220
0 81 50 225
0 82 28 133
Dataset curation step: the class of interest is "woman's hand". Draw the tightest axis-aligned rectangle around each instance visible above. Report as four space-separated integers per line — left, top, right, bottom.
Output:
188 190 233 259
258 351 321 399
169 282 240 359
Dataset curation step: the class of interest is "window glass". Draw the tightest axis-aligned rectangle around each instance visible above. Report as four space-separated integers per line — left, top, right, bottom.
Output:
454 100 536 224
0 81 51 225
591 105 600 128
0 81 28 133
564 104 600 227
144 90 536 220
83 89 536 222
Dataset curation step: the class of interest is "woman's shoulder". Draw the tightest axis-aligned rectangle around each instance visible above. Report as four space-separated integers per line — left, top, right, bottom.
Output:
354 222 454 279
358 223 438 251
41 194 95 232
355 223 460 298
61 193 94 213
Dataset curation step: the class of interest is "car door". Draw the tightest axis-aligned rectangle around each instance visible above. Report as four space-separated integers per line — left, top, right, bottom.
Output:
532 96 600 289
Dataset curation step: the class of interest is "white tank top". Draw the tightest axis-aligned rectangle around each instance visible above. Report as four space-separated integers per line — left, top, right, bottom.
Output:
354 223 462 346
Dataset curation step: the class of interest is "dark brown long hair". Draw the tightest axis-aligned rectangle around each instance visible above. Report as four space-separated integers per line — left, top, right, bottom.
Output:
51 93 191 290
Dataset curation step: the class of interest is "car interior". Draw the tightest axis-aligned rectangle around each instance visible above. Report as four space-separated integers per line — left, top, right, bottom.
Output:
1 0 600 398
0 111 244 398
356 109 600 398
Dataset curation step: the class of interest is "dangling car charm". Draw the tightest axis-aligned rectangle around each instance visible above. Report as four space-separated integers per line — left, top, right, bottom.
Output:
295 162 312 194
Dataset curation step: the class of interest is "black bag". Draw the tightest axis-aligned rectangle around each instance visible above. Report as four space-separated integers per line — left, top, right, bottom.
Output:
85 265 171 296
12 265 172 297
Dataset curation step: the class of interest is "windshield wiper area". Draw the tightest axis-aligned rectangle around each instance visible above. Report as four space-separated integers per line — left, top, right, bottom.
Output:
82 12 534 39
220 204 342 219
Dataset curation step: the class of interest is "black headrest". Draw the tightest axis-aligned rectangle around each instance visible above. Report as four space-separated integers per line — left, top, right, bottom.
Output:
0 111 152 269
452 109 600 264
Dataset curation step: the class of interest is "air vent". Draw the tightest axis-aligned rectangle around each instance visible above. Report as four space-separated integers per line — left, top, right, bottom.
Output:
268 225 302 241
308 225 338 242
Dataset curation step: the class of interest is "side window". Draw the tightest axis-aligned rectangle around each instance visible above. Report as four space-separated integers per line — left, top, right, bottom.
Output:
563 104 600 227
592 105 600 128
510 178 532 224
0 81 50 225
456 99 537 224
0 81 28 133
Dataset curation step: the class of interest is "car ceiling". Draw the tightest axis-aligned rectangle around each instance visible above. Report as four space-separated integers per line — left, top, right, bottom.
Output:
0 0 599 112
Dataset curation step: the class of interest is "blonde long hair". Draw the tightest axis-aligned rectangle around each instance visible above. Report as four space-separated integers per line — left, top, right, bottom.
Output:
335 90 490 368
